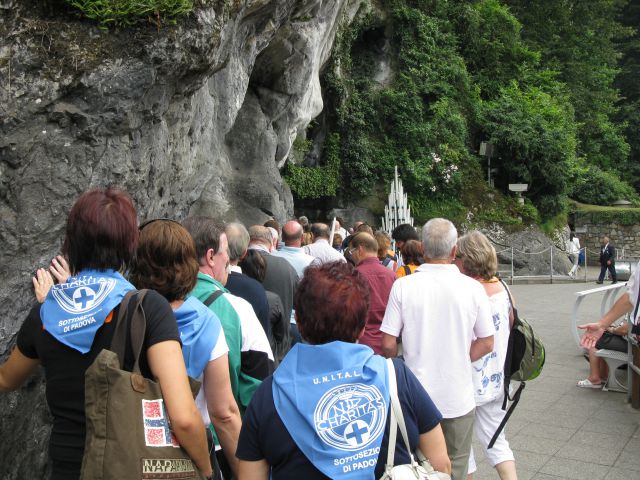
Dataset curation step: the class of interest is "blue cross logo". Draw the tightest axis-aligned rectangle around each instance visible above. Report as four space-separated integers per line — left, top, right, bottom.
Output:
74 288 95 309
344 420 370 447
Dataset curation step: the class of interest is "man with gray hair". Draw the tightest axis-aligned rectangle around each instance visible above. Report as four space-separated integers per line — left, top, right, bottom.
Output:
248 225 299 329
381 218 495 480
181 217 274 406
225 222 270 336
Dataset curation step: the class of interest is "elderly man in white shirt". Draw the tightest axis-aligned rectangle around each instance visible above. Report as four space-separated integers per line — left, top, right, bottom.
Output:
303 222 346 265
381 218 495 480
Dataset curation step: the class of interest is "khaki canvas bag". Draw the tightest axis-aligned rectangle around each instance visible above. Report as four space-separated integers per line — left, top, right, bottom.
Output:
81 290 205 480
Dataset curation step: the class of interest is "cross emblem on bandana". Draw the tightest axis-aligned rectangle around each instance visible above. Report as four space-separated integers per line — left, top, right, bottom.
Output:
73 287 96 309
344 420 371 447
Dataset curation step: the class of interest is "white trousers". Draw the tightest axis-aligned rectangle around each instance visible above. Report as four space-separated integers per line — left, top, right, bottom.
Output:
569 254 579 276
468 394 515 473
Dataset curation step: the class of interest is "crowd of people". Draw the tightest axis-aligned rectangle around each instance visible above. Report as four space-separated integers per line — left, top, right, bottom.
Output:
0 187 527 480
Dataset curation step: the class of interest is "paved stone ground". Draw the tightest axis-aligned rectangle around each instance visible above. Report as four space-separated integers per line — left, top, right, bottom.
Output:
471 282 640 480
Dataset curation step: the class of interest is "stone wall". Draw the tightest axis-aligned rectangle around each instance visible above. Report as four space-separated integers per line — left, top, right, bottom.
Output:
573 213 640 262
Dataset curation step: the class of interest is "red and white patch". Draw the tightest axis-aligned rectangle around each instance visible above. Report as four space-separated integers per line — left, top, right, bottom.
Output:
143 399 164 420
142 399 175 447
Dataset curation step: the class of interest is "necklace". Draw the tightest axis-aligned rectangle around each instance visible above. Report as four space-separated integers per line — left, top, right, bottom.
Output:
479 277 499 283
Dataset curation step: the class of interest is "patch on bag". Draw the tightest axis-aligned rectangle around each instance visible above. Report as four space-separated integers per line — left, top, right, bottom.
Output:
143 399 179 448
141 458 196 479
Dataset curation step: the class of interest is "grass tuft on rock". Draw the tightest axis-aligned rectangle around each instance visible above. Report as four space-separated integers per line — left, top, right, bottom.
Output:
65 0 193 26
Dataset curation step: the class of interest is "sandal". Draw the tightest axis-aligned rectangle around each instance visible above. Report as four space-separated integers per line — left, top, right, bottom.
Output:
577 379 603 389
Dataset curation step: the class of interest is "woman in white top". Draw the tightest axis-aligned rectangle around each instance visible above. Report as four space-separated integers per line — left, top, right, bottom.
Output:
455 231 517 480
567 232 581 278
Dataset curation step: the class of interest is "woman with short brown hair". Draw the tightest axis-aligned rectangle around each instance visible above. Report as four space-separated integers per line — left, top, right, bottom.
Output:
132 220 241 477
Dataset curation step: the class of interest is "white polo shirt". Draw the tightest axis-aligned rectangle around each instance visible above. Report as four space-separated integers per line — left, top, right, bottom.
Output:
627 261 640 324
380 263 495 418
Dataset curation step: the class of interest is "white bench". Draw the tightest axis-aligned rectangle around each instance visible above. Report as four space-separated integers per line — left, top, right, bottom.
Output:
595 349 628 392
572 283 627 348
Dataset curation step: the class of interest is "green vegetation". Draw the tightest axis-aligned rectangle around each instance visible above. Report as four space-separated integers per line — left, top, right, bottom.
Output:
287 0 640 227
65 0 192 26
567 159 640 207
572 203 640 226
286 133 340 199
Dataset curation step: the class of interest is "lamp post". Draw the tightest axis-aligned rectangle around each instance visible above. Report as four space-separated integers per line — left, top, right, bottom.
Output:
479 141 495 186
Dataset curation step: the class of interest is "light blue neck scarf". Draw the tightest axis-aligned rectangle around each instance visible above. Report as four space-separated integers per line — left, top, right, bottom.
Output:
174 297 222 379
273 342 389 479
41 269 135 354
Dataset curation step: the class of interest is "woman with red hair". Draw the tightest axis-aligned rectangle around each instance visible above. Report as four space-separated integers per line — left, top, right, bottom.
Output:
0 188 213 480
236 262 451 479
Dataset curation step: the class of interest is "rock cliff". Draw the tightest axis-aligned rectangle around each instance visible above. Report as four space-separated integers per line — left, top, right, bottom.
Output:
0 0 361 476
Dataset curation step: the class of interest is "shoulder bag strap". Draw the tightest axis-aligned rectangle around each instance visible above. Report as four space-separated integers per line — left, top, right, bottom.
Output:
498 279 519 322
110 289 148 373
110 290 137 367
385 359 398 472
204 289 224 307
498 279 518 410
403 265 411 276
488 382 525 449
385 358 419 470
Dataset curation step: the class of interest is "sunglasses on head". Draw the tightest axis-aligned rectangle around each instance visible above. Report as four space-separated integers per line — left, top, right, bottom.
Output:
138 218 182 231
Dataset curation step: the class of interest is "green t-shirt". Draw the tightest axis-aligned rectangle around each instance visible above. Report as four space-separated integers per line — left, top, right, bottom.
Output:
189 273 242 408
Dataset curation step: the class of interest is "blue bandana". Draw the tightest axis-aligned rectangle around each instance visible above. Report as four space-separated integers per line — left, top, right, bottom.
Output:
174 297 222 379
273 342 389 479
41 269 135 354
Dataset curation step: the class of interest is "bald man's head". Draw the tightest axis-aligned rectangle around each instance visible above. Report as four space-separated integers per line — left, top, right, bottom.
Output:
282 220 304 247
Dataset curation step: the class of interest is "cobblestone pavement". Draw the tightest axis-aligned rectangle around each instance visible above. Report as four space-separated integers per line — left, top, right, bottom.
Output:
472 282 640 480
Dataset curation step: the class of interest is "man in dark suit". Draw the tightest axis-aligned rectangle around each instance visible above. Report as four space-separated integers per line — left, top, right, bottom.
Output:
597 236 617 284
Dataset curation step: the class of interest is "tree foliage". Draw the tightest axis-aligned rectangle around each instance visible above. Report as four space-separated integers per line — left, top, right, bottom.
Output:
615 0 640 189
287 0 639 222
504 0 631 171
481 82 576 215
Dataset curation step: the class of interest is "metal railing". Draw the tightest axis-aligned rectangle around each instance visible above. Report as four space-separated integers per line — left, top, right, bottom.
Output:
494 245 570 284
490 239 638 284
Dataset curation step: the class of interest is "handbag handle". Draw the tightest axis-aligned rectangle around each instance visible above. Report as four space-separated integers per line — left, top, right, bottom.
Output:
385 358 419 473
110 289 148 374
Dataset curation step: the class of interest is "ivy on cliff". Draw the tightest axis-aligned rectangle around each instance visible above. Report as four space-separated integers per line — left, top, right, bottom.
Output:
285 133 341 199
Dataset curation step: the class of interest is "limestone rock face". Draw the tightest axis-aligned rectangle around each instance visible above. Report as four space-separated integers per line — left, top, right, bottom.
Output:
484 226 574 276
0 0 355 476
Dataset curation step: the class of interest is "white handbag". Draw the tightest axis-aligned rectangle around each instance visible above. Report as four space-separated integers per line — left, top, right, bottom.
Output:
380 359 451 480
